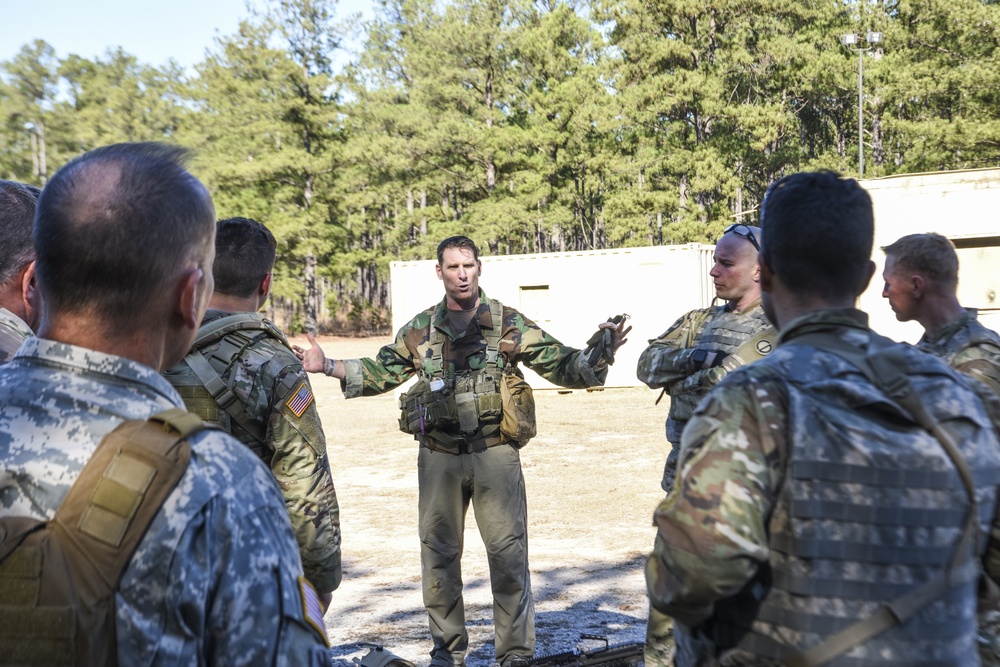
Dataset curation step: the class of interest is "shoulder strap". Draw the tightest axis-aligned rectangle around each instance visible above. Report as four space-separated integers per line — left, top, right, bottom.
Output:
54 408 200 575
784 333 981 667
185 314 282 442
194 312 289 350
485 298 504 369
424 299 506 374
0 409 201 666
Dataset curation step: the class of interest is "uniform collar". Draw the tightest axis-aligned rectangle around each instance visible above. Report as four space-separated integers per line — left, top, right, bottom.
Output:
920 308 978 346
778 308 869 346
0 306 33 338
13 337 184 406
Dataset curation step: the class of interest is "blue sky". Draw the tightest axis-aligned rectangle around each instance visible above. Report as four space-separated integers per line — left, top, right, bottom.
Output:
1 0 373 71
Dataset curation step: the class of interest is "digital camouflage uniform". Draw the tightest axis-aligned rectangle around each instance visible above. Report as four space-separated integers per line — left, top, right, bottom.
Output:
164 308 342 595
339 288 606 667
647 309 1000 667
636 300 775 666
0 306 31 365
0 338 331 666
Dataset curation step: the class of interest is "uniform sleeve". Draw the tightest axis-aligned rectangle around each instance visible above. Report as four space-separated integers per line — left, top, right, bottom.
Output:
645 373 786 626
270 366 342 595
116 436 331 666
637 309 712 391
508 309 607 389
952 342 1000 397
341 319 422 398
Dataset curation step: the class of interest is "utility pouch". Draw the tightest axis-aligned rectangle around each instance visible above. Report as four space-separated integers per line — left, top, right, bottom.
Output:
500 371 536 448
399 377 454 435
453 375 480 434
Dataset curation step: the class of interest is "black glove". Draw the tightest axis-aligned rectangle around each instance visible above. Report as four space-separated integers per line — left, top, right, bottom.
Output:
584 314 630 367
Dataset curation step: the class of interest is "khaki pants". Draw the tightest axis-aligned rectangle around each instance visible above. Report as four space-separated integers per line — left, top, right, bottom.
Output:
418 444 534 666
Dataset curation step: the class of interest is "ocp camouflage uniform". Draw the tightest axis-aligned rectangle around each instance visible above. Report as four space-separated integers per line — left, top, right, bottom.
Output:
339 288 606 667
637 300 775 667
164 309 342 595
0 306 32 365
918 308 1000 396
915 307 1000 665
647 309 1000 667
637 300 774 492
0 338 330 666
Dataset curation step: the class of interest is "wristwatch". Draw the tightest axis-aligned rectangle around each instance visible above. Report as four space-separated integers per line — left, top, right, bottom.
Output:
692 349 708 368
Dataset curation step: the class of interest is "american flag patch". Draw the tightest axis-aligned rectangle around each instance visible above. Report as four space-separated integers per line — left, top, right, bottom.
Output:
298 576 329 646
285 382 314 417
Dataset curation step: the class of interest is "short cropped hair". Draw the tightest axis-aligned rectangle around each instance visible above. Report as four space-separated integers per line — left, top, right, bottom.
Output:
213 217 277 298
882 233 958 288
0 181 40 285
759 171 874 300
437 236 480 264
34 143 215 320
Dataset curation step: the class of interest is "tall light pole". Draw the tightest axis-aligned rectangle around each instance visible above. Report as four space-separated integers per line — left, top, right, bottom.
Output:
840 31 882 179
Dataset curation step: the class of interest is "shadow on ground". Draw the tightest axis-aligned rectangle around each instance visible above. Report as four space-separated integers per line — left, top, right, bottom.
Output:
328 555 649 667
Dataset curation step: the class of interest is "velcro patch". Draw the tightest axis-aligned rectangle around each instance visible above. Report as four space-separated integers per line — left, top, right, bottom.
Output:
298 576 329 646
286 383 314 418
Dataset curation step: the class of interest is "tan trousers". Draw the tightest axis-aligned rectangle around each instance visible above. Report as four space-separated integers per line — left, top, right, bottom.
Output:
418 444 534 667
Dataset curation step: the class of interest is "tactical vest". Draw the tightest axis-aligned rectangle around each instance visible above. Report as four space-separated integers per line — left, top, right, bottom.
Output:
666 304 771 443
164 312 289 458
924 317 1000 396
398 299 534 454
710 333 999 667
0 409 203 666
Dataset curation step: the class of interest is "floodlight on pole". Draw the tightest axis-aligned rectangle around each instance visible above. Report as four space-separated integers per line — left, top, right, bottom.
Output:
840 31 883 179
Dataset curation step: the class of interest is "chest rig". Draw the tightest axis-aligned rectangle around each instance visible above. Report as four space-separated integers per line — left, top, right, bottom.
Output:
398 299 507 454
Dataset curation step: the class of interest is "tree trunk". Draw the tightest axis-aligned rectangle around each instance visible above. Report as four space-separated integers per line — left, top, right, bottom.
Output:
305 253 318 333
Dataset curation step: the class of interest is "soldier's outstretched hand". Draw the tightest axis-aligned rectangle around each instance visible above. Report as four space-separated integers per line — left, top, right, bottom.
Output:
599 315 632 354
292 332 328 373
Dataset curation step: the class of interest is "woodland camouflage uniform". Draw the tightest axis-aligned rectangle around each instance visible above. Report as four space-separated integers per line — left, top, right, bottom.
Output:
164 308 342 595
647 309 1000 667
339 288 606 667
0 306 31 365
0 338 330 665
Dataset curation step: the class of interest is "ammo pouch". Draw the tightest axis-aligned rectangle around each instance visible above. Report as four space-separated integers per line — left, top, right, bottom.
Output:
399 376 456 435
0 408 203 667
500 371 536 447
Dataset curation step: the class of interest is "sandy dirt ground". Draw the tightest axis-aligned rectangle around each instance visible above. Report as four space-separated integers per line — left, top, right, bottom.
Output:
296 335 668 667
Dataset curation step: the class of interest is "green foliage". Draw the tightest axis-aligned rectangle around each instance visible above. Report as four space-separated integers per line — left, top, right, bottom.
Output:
2 0 999 329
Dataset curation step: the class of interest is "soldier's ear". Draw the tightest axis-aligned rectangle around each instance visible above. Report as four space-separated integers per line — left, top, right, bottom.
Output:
436 263 443 281
177 267 208 329
260 272 272 299
759 253 774 293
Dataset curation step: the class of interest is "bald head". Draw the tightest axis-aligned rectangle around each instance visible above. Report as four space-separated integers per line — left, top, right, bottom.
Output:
34 143 216 322
710 225 762 309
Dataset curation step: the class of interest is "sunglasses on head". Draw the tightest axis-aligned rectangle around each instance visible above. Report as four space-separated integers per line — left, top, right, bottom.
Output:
723 223 760 251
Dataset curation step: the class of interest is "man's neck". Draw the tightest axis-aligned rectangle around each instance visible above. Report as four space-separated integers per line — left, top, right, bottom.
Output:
38 312 167 370
916 295 966 339
446 294 480 311
209 292 263 314
729 290 761 314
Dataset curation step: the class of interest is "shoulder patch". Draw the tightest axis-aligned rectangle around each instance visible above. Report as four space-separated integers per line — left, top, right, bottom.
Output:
285 382 315 417
298 576 330 646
